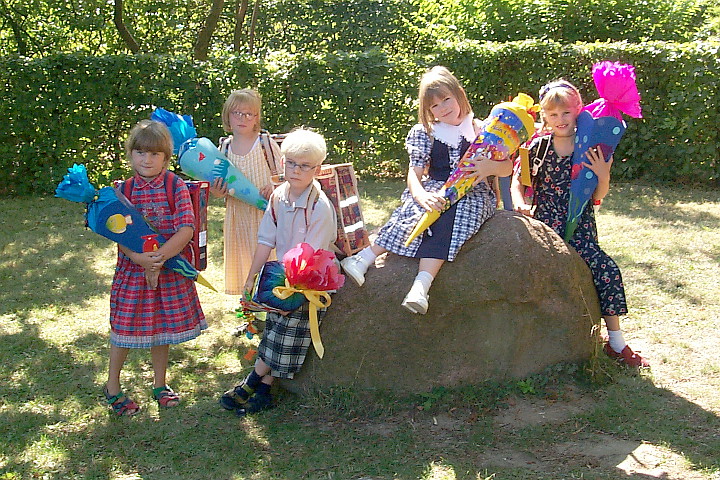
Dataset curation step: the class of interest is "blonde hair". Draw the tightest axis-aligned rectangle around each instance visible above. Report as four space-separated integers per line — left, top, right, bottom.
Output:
418 66 472 133
221 88 262 133
281 127 327 166
125 120 173 167
538 80 583 127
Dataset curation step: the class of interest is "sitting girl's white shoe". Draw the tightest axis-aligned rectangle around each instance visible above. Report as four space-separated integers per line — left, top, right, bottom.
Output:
340 255 368 287
401 287 429 314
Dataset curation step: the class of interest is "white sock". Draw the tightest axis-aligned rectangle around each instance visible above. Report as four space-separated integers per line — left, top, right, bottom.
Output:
412 271 434 296
356 246 377 268
607 329 627 353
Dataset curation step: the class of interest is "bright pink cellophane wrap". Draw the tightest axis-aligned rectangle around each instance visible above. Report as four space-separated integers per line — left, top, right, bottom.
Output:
582 61 643 121
282 243 345 291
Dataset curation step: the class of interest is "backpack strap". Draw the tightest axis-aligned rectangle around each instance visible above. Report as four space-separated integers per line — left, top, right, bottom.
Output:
123 170 178 215
259 129 279 175
269 183 320 228
530 135 552 177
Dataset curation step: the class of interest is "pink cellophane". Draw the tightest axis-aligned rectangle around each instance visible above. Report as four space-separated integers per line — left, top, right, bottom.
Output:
282 243 345 291
583 61 643 121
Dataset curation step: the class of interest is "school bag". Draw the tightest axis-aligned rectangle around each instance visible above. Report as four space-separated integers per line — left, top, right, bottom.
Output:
117 170 210 271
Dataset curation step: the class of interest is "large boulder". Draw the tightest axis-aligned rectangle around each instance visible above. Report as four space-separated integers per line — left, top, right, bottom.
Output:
282 210 601 395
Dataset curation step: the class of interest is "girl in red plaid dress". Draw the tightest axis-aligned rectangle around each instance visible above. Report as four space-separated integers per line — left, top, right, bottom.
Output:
104 120 207 416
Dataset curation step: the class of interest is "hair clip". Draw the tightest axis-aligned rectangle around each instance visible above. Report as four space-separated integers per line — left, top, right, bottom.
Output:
539 81 574 101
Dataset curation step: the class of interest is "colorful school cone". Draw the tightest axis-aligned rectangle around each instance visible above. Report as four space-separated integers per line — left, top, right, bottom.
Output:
564 62 642 242
178 137 268 211
151 107 268 211
55 164 217 291
405 93 538 247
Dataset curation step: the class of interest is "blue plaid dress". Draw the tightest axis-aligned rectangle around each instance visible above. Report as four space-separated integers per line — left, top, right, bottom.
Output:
375 123 496 261
529 136 627 316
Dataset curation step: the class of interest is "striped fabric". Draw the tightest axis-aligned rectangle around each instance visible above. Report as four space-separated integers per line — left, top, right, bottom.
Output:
222 137 276 294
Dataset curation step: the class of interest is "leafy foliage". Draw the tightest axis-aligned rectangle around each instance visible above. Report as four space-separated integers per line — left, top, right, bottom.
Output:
1 40 719 196
1 0 719 58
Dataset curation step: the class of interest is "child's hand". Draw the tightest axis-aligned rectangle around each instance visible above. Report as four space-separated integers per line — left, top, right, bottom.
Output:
259 183 274 199
145 269 160 290
582 147 613 184
414 190 447 212
134 251 165 271
210 178 229 198
243 278 255 297
514 202 533 216
459 154 492 180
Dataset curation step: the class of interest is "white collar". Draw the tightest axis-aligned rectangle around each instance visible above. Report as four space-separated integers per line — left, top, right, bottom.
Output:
431 113 476 147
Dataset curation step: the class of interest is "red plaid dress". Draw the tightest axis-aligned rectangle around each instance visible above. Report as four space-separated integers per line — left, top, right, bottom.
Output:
109 172 207 348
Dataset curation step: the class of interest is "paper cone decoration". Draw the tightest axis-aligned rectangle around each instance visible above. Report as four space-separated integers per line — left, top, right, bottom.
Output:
242 243 344 358
405 93 538 246
55 164 216 291
151 107 197 155
151 108 268 211
178 137 268 211
564 62 642 241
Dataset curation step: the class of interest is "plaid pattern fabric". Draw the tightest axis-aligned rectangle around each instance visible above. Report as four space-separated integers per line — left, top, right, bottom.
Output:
258 307 324 379
375 124 496 261
109 172 207 348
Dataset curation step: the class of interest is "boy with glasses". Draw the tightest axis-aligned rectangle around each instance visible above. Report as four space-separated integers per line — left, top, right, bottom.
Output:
219 128 338 416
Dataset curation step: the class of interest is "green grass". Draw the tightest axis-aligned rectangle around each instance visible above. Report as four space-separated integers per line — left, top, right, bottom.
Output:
1 180 719 479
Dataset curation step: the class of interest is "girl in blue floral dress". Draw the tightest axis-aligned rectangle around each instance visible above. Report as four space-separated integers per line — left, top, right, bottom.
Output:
511 80 649 367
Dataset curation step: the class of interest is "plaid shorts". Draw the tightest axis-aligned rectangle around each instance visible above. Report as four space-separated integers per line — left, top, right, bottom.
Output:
258 306 324 379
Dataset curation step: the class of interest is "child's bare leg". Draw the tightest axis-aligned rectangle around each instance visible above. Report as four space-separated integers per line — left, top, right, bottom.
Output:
150 344 170 389
402 258 444 314
150 344 180 407
107 345 129 396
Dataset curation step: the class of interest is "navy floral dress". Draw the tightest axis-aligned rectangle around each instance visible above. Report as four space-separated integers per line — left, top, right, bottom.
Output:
529 136 627 317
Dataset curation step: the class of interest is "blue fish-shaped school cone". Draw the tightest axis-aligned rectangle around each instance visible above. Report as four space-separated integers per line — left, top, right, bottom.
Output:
151 107 268 211
55 164 217 291
564 61 643 242
404 93 539 247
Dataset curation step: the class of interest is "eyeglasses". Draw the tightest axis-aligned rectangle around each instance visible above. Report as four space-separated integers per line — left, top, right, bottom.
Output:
230 111 258 119
284 159 317 172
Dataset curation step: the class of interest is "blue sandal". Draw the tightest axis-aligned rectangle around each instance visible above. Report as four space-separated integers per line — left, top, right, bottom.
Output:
103 386 140 417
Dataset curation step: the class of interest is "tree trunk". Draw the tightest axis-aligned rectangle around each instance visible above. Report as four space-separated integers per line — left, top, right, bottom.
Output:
113 0 140 53
0 0 28 55
233 0 249 53
194 0 225 61
247 0 261 54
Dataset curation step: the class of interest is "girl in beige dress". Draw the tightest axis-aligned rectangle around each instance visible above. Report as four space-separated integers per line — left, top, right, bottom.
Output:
211 89 282 295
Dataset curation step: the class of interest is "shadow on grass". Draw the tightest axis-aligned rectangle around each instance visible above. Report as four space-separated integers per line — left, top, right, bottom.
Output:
0 197 112 316
2 191 719 479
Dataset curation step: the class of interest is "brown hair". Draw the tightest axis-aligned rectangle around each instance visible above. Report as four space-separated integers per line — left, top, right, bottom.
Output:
417 66 472 133
125 120 173 166
221 88 262 133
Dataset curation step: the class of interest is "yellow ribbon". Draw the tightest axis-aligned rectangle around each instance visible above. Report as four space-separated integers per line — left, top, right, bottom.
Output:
272 279 332 359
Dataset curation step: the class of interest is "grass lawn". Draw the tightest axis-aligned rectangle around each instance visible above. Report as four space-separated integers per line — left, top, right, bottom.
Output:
1 179 719 479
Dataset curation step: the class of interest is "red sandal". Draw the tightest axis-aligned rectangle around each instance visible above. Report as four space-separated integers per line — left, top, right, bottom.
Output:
153 386 181 408
603 343 650 368
103 386 140 417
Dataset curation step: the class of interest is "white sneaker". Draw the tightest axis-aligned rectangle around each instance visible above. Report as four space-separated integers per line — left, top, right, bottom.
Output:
401 287 429 314
340 255 368 287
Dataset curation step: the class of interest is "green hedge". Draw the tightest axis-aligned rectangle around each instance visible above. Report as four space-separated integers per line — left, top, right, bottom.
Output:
1 40 718 196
